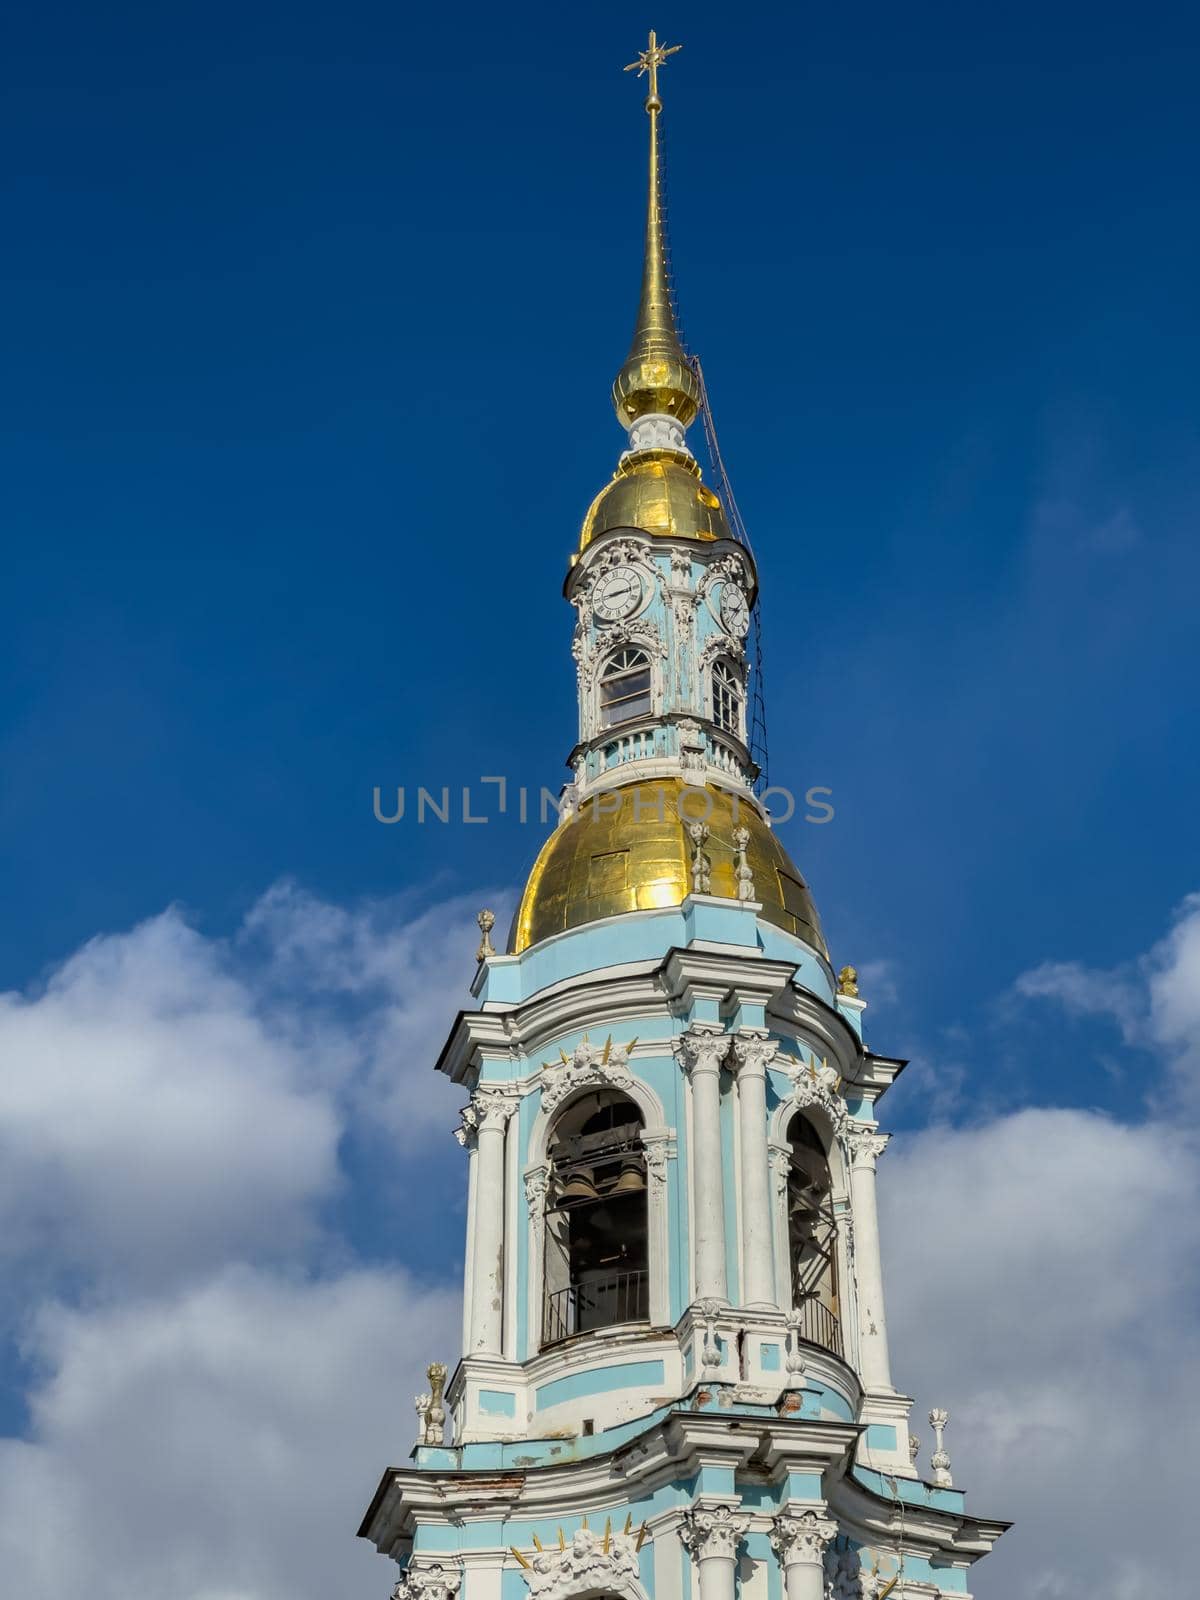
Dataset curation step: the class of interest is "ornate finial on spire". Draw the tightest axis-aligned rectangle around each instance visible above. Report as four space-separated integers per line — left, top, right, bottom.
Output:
612 31 702 446
837 964 859 998
476 908 496 962
623 29 682 112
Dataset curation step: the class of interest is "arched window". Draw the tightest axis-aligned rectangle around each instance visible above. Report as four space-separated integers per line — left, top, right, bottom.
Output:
599 648 652 728
786 1111 842 1357
711 658 744 737
542 1091 648 1346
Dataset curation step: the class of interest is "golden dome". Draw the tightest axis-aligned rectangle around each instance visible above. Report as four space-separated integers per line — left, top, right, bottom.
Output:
580 452 730 551
511 779 826 956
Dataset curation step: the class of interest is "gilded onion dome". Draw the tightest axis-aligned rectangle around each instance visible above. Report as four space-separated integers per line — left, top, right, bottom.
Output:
610 71 701 430
579 455 729 551
578 34 723 554
511 781 826 956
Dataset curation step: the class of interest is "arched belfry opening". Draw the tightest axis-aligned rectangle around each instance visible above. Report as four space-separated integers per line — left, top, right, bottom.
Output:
542 1090 649 1346
785 1111 842 1357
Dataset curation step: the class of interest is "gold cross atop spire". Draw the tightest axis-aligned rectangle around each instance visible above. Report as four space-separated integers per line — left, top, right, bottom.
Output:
624 30 682 111
610 28 700 434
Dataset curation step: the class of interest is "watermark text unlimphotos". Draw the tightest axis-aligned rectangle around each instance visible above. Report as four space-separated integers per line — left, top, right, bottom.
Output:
371 778 834 827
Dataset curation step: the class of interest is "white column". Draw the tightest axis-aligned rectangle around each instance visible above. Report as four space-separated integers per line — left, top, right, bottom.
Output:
680 1506 750 1600
731 1029 778 1309
454 1114 479 1354
466 1090 517 1358
769 1511 837 1600
674 1024 730 1303
846 1126 892 1390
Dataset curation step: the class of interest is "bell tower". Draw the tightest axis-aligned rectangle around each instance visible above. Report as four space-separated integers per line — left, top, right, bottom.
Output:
359 34 1009 1600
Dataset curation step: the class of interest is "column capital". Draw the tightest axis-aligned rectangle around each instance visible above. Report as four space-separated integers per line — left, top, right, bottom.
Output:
769 1510 837 1566
475 1088 519 1130
673 1022 730 1078
845 1125 890 1169
393 1564 462 1600
729 1027 778 1077
679 1504 750 1562
456 1089 518 1148
523 1164 549 1213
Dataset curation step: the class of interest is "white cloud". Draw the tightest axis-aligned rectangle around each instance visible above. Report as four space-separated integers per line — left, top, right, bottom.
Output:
1016 891 1200 1107
0 878 479 1599
239 879 512 1136
1145 891 1200 1097
883 892 1200 1596
1012 957 1143 1036
0 908 339 1285
0 883 483 1292
882 1107 1200 1599
0 1264 460 1600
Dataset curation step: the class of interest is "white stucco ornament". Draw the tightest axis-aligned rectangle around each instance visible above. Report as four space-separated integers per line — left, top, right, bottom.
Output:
770 1511 836 1566
515 1525 644 1600
626 410 690 454
785 1053 847 1135
679 1505 751 1562
538 1035 637 1117
393 1563 462 1600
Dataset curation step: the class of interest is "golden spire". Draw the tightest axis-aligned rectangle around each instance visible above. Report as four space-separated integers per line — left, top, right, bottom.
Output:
612 31 702 435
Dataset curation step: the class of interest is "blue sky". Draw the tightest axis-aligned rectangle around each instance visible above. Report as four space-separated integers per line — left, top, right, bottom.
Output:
1 5 1199 1598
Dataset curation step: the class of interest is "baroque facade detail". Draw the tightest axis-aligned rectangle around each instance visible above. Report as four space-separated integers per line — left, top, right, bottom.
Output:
455 1088 518 1148
672 1022 729 1078
537 1035 637 1116
392 1564 462 1600
782 1053 848 1135
845 1126 890 1169
770 1511 837 1565
679 1505 751 1562
516 1526 643 1600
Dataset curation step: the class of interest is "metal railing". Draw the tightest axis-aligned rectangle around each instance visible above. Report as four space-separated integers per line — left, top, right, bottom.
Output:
542 1269 649 1347
791 1296 843 1359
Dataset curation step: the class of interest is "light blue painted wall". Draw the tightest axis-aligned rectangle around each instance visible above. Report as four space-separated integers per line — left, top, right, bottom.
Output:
853 1466 965 1513
740 1530 783 1600
534 1359 666 1410
759 1341 780 1371
865 1423 897 1450
477 903 833 1006
479 1389 517 1418
784 1470 823 1500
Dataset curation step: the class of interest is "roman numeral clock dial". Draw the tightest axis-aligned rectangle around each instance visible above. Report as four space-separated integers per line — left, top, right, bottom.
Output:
592 564 645 623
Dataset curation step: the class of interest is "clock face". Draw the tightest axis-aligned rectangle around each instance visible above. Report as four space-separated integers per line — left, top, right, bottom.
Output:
719 581 750 637
592 564 645 623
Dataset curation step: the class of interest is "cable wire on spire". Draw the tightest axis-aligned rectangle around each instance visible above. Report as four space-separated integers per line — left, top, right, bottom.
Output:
652 113 771 787
618 34 770 789
690 354 771 790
